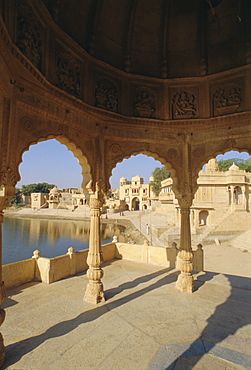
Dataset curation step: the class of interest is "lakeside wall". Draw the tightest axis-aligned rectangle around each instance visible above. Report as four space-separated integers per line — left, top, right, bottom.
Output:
2 241 203 289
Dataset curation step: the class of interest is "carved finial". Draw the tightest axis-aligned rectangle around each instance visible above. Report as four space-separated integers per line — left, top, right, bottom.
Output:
143 239 149 246
32 250 41 259
67 247 75 254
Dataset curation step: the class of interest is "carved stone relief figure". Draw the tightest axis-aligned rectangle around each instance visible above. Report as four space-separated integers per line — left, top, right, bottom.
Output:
95 77 118 112
133 86 156 118
172 91 196 119
56 50 81 98
17 1 43 70
213 85 242 116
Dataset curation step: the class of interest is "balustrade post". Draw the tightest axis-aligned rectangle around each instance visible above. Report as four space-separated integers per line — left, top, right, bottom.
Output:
0 210 6 366
176 203 194 293
84 192 105 304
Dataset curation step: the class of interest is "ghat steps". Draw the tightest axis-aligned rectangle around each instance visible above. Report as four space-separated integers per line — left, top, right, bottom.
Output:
231 229 251 253
193 209 251 249
149 208 250 251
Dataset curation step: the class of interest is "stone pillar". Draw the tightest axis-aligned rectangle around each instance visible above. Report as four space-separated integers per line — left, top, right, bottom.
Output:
84 193 105 304
176 202 194 293
0 210 6 366
230 185 235 211
242 186 246 210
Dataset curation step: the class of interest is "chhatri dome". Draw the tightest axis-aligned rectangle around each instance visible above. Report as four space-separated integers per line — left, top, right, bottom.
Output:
205 158 219 172
119 177 127 183
229 162 240 171
49 186 59 194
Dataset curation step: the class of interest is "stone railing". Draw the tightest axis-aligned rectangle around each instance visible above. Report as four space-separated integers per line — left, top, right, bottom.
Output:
2 243 116 288
2 240 203 289
115 239 203 273
2 258 36 289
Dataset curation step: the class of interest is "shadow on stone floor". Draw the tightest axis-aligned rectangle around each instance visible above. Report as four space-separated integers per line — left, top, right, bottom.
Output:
2 281 40 309
105 266 176 299
3 268 178 368
150 272 251 370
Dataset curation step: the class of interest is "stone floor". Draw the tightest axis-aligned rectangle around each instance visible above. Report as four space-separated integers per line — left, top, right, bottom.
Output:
1 251 251 370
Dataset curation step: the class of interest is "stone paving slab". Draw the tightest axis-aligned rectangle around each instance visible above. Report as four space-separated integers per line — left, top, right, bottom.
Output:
148 341 251 369
1 258 251 369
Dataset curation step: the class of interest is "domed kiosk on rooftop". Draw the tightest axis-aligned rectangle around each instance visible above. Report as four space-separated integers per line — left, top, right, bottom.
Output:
229 162 241 172
48 186 60 209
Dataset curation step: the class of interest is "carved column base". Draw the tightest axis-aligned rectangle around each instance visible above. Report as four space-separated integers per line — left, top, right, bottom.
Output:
84 281 105 304
176 273 194 293
176 250 194 293
84 266 105 304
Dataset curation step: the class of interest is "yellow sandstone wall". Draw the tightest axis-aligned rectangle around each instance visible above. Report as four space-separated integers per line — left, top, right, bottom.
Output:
3 259 36 289
2 242 203 289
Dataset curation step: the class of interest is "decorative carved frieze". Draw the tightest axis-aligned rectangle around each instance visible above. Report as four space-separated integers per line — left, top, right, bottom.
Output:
56 48 81 98
16 1 43 70
20 116 34 132
193 147 204 157
85 141 93 153
95 77 118 113
0 168 17 187
172 91 196 119
225 138 237 149
212 84 242 117
167 148 178 158
0 99 10 173
110 144 121 154
133 86 156 118
89 197 103 209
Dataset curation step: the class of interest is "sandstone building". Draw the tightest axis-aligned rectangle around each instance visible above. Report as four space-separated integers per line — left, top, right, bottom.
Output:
118 175 156 211
30 186 87 210
159 159 251 228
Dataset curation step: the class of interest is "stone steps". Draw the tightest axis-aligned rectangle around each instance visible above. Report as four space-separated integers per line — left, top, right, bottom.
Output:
198 210 251 247
214 210 250 232
231 229 251 252
192 208 232 245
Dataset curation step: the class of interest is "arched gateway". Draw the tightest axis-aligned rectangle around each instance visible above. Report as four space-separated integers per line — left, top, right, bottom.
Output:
0 0 251 365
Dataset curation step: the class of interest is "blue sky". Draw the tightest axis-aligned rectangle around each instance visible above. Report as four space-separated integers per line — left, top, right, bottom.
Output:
17 139 250 190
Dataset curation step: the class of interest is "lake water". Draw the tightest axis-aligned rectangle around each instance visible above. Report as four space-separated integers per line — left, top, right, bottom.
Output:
2 217 126 265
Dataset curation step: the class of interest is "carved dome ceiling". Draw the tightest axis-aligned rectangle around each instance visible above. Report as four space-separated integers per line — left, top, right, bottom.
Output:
42 0 248 79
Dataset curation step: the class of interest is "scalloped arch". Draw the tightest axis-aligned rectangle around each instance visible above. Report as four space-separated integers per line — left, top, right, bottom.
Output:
16 135 92 191
108 150 180 197
192 147 251 194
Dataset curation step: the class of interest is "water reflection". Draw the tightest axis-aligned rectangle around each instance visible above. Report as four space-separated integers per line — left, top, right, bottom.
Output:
2 217 126 265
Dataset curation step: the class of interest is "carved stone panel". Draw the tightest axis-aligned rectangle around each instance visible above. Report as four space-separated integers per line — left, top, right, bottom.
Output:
16 1 43 70
167 148 178 158
133 86 156 118
212 83 242 117
172 91 197 119
95 77 118 113
56 46 81 98
20 116 34 133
